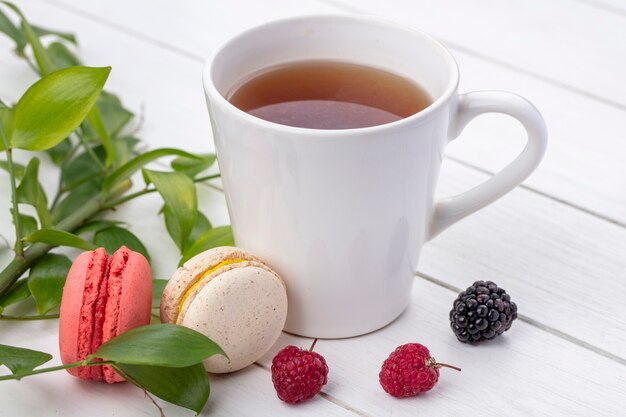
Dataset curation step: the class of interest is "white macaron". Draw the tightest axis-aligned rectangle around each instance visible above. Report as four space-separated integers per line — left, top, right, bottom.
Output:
160 246 288 373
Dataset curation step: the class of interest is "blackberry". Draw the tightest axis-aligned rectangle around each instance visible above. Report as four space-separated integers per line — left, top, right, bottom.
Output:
449 280 517 343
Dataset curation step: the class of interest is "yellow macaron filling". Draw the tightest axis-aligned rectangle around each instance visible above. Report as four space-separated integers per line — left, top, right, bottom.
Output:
177 258 245 316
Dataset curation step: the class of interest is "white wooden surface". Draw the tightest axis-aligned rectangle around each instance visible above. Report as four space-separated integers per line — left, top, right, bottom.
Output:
1 0 625 415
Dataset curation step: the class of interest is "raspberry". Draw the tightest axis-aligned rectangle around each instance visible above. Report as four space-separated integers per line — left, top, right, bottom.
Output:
450 280 518 343
271 339 329 404
379 343 460 397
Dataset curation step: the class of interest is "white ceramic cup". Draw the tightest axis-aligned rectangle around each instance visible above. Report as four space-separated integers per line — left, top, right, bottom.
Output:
203 15 547 338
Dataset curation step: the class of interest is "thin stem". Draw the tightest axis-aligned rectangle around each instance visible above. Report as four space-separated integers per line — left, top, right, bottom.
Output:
0 120 23 258
102 187 150 210
309 338 318 352
194 173 221 183
112 365 166 417
426 357 461 372
75 130 104 170
0 313 59 321
0 360 115 381
101 173 221 210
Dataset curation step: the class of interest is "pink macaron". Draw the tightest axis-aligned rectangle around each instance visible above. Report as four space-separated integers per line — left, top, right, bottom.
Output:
59 246 152 383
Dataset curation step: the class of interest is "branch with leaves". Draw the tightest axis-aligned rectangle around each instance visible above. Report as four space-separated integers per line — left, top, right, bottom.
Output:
0 2 233 413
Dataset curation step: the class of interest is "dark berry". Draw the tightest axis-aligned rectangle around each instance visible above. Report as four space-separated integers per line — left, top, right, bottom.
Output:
379 343 460 397
449 281 517 344
271 340 328 403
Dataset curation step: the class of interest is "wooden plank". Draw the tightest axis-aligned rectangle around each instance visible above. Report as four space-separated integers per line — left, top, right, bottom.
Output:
39 0 626 225
258 279 626 417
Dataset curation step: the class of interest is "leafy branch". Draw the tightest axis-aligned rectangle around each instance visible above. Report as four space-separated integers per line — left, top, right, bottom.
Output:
0 325 226 414
0 3 234 414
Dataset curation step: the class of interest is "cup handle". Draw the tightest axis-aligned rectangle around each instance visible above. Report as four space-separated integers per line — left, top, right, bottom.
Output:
428 91 547 240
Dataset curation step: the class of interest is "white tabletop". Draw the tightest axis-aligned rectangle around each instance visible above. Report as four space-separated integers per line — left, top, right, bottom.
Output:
1 0 625 416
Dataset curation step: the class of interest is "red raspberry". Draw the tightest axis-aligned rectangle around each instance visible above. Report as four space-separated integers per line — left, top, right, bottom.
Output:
379 343 460 397
271 339 329 404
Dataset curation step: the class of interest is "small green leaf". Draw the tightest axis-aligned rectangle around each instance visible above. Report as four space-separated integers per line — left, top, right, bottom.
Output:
24 229 97 251
31 25 76 45
0 279 31 313
47 41 81 69
52 181 100 224
102 148 200 196
181 226 234 265
0 160 25 179
171 153 216 178
93 226 150 261
15 158 51 227
165 209 212 252
45 138 72 166
61 146 105 190
1 1 55 74
94 324 226 367
144 169 197 250
111 136 140 168
27 253 71 314
86 107 114 167
11 66 111 151
0 8 24 52
0 344 52 375
152 279 168 309
82 91 133 141
116 363 209 415
74 220 125 235
15 213 37 241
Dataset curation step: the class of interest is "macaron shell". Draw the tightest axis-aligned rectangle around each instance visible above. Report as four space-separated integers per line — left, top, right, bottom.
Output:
179 266 288 373
59 248 108 379
160 246 262 324
176 260 283 324
102 248 152 383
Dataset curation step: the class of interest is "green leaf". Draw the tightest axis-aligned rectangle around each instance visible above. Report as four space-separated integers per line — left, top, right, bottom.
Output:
0 160 25 180
52 181 100 224
74 220 125 235
82 91 133 141
1 1 55 74
144 169 196 250
94 324 226 367
152 279 168 309
0 344 52 375
11 66 111 151
0 9 24 52
15 213 37 241
86 107 114 167
180 226 234 265
171 153 216 178
102 148 200 196
31 25 76 45
111 136 139 168
93 226 150 261
0 105 13 150
165 209 212 252
45 138 72 165
27 253 71 314
15 158 51 227
0 279 31 313
116 363 209 415
61 146 105 189
24 228 97 251
47 41 81 69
